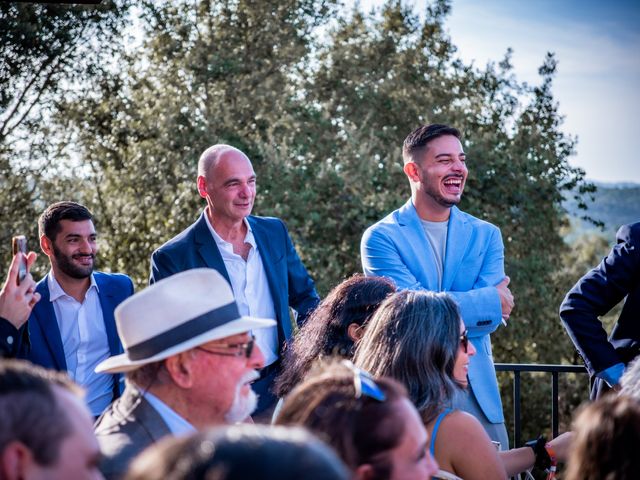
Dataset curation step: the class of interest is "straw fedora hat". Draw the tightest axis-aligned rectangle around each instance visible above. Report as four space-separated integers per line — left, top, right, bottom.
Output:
96 268 276 374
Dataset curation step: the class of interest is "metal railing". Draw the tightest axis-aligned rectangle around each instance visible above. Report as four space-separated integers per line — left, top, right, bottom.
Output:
494 363 588 447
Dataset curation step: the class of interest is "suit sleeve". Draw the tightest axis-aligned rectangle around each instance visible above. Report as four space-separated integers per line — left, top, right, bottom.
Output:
560 225 640 376
149 248 179 285
0 317 20 358
451 227 504 337
281 221 320 325
361 224 503 337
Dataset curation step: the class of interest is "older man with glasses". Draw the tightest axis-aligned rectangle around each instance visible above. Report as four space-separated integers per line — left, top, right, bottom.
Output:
93 268 275 480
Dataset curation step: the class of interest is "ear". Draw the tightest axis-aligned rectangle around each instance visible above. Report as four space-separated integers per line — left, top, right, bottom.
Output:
164 352 196 389
197 175 208 199
354 463 375 480
1 441 38 480
39 235 53 257
347 322 364 342
403 161 421 182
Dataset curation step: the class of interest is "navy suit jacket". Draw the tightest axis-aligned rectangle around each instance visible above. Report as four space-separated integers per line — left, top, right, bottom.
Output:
560 222 640 396
18 272 134 397
149 213 319 347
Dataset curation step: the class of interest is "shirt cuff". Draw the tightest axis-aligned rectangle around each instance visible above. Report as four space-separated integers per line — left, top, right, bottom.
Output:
597 363 625 387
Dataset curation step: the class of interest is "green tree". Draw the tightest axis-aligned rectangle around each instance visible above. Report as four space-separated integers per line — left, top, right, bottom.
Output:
0 1 130 278
55 0 337 286
41 0 595 448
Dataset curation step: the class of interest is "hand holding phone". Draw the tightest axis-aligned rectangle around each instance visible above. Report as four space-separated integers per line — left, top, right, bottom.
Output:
1 240 40 330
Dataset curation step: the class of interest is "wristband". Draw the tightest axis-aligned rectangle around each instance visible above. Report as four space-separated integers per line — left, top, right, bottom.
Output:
525 435 551 470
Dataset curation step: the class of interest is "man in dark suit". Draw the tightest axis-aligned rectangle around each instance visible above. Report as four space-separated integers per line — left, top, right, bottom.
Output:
17 201 134 416
150 145 319 415
560 222 640 399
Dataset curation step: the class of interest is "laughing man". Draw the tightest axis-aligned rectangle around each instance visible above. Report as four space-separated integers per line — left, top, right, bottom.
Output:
361 124 514 449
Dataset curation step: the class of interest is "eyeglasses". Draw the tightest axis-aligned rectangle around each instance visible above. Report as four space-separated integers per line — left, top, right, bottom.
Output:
341 360 386 402
197 336 255 359
460 329 469 353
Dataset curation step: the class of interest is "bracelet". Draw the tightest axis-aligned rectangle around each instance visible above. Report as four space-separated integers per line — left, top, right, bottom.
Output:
525 435 551 470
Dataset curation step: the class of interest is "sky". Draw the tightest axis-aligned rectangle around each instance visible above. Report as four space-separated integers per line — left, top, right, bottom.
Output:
359 0 640 184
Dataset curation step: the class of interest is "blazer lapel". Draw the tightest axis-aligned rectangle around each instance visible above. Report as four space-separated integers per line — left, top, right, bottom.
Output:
110 385 172 441
397 200 440 290
31 276 67 370
95 274 122 357
443 206 472 291
193 213 231 285
250 217 286 336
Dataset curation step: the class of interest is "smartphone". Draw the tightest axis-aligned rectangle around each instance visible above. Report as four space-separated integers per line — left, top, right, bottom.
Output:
12 235 28 285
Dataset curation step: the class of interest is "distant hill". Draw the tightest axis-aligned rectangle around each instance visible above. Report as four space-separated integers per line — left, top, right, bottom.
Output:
563 181 640 240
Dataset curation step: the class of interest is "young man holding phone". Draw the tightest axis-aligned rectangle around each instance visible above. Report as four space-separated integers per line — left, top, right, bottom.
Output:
17 201 134 417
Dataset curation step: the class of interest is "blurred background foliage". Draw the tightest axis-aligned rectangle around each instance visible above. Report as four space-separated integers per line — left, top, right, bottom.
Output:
1 0 628 449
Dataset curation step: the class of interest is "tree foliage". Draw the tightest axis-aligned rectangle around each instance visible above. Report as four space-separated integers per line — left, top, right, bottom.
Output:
0 0 130 277
3 0 600 445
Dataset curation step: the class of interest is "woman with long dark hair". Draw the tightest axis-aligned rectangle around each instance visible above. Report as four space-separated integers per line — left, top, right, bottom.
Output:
354 290 571 479
273 274 395 398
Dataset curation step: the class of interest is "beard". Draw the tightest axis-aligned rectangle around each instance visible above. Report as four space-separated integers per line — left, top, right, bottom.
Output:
224 370 260 423
421 176 464 208
51 243 94 279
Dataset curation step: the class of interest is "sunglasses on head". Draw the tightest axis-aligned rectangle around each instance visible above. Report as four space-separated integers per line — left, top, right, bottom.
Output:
460 329 469 353
341 360 386 402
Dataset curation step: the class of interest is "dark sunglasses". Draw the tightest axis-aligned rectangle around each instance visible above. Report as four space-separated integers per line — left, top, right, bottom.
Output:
342 360 386 402
460 329 469 353
197 335 255 359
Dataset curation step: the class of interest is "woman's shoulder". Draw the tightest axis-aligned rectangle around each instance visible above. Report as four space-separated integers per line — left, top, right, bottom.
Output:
440 409 489 435
437 410 493 458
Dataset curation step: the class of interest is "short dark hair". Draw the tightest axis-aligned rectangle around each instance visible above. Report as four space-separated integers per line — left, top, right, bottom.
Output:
0 360 82 466
275 361 408 480
125 425 349 480
402 123 461 164
273 274 396 398
38 201 93 241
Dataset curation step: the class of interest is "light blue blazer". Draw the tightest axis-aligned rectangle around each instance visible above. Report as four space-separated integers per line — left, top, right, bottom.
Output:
361 200 505 423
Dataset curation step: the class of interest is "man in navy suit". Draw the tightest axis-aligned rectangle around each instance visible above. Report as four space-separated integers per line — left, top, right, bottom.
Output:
361 124 514 448
17 202 134 416
560 222 640 399
150 145 319 416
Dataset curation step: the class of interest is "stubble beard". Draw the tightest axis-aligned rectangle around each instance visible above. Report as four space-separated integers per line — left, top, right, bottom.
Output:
52 243 94 279
422 176 464 209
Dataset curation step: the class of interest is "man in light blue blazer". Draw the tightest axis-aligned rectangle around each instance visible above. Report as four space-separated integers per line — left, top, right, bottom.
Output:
150 145 319 416
361 124 514 448
17 202 134 417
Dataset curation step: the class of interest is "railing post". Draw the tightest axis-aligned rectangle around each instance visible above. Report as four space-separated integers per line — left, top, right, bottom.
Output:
514 370 521 447
552 371 559 438
495 363 587 447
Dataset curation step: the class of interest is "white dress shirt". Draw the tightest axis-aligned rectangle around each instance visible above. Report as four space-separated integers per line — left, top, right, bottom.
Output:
48 272 113 416
205 215 279 366
143 390 196 435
